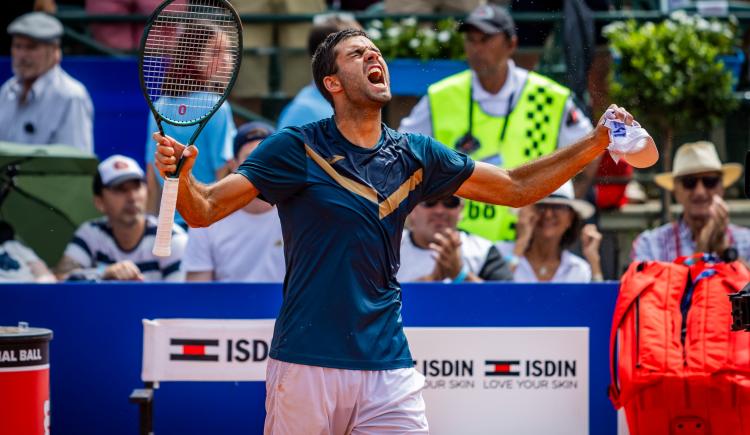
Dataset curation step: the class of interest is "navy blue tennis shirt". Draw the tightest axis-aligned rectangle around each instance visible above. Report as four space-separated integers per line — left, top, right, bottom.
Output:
236 117 475 370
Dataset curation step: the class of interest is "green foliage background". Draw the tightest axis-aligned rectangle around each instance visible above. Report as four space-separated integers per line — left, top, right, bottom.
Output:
365 18 465 61
605 12 739 134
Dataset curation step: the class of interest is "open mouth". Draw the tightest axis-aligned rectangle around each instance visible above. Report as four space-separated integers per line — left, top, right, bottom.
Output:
367 66 385 86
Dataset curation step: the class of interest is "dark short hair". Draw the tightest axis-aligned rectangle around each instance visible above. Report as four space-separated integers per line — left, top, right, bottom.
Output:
311 29 368 107
308 24 343 58
93 172 104 196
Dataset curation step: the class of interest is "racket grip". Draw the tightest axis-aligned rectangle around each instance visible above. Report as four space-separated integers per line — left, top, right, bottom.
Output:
152 177 180 257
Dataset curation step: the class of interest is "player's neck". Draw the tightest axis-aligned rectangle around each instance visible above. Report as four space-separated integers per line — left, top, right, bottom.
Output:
334 109 382 149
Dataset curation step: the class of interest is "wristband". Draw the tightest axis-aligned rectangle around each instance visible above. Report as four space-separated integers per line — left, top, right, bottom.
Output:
453 265 469 283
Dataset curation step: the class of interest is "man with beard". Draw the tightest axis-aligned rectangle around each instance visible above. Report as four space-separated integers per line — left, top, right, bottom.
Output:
399 195 511 282
55 155 186 282
0 12 94 154
152 29 636 433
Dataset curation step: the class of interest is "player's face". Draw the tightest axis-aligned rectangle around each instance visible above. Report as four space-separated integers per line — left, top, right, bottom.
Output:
332 36 391 106
10 36 58 82
96 180 147 227
463 28 516 79
532 203 574 242
673 171 724 221
409 198 463 244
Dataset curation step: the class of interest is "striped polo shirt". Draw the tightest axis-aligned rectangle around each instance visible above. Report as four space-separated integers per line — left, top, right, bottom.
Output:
64 215 187 282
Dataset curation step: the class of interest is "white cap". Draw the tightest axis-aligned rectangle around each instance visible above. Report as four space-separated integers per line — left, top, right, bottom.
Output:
536 180 595 219
8 12 63 43
98 155 145 187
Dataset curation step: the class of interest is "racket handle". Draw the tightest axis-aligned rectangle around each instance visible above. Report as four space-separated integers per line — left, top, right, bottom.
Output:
152 177 180 257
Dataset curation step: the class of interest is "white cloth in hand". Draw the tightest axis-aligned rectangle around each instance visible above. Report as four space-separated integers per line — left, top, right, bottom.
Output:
603 111 654 165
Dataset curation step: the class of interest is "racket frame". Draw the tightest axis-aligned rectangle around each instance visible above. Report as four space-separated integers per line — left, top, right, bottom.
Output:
138 0 243 177
138 0 243 257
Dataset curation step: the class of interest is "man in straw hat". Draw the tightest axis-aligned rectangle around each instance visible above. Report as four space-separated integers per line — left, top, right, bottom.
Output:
630 141 749 264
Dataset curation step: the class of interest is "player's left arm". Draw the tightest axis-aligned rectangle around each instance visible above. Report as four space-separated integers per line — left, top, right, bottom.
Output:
455 104 631 207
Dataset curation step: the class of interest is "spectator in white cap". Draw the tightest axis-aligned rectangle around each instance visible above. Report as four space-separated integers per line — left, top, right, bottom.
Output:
631 141 750 266
0 12 94 154
497 180 604 282
55 154 187 281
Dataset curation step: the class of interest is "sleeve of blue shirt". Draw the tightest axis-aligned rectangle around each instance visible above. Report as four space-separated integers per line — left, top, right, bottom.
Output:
410 133 475 202
234 129 307 205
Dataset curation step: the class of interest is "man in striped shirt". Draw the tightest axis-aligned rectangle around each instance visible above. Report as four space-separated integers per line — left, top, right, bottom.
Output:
55 155 187 282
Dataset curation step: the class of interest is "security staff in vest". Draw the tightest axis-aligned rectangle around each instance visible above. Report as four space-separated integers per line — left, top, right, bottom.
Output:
399 4 594 242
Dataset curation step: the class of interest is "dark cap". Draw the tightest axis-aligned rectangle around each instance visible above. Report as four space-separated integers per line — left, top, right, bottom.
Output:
233 121 276 157
7 12 63 43
458 5 516 38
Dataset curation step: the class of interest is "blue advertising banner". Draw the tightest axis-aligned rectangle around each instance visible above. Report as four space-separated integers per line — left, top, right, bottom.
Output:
0 282 618 434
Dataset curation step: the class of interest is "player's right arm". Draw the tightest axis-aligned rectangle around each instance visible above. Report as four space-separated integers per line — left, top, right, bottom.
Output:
153 133 258 228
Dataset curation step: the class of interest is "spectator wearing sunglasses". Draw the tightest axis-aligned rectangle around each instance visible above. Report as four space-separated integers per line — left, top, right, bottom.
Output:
631 141 750 264
497 181 603 282
398 195 513 283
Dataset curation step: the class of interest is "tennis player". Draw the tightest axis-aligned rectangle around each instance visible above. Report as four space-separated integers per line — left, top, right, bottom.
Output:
153 29 636 434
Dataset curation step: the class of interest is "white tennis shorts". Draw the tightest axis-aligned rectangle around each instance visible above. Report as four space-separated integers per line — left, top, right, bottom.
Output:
264 358 429 435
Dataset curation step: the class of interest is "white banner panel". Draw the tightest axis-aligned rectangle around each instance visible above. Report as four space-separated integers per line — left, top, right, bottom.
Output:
141 318 275 382
405 327 589 435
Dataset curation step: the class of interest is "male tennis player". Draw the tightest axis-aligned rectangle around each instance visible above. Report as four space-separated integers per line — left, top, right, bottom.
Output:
154 29 638 434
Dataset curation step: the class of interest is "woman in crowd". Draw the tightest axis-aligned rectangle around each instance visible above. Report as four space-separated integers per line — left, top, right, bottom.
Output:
497 181 603 282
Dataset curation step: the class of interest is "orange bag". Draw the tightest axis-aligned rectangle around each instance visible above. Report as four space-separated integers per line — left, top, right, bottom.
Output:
609 255 750 435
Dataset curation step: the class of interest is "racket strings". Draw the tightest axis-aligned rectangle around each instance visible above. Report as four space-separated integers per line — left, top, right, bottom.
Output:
142 0 240 123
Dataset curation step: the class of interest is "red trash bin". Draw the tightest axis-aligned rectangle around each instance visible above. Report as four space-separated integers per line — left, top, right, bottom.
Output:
0 324 53 435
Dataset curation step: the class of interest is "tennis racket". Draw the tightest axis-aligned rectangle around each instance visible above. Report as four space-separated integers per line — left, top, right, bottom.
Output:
139 0 242 257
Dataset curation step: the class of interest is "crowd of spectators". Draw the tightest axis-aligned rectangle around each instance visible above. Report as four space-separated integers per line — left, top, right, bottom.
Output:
1 3 748 285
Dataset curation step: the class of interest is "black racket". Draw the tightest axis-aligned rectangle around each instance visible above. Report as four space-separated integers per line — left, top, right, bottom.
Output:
139 0 242 256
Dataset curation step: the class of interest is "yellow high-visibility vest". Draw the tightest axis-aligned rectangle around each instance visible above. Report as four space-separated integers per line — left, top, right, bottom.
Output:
428 70 570 241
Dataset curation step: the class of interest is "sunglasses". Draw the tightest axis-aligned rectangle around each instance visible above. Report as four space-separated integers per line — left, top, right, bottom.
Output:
422 196 461 209
679 175 721 190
